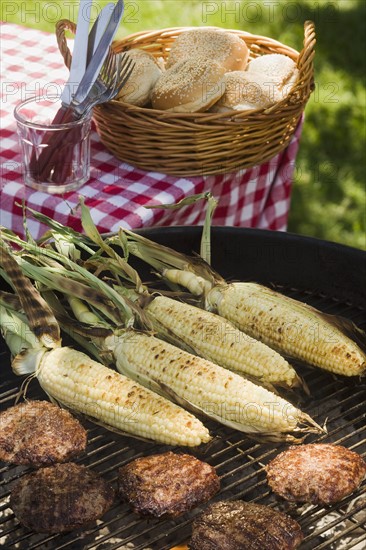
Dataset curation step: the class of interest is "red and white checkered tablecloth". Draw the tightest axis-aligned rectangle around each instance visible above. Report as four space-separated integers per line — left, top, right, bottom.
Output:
0 22 303 239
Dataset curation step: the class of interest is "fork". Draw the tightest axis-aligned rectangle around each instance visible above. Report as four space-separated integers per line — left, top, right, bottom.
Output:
68 50 134 117
32 51 134 183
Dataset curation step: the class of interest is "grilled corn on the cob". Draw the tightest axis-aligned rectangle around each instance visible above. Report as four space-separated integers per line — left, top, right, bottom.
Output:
206 282 366 377
111 331 322 441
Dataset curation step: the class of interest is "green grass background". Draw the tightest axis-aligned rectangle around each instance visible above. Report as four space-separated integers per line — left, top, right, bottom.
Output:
3 0 365 250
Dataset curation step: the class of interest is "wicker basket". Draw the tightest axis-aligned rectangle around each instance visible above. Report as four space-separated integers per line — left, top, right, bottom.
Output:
56 21 316 176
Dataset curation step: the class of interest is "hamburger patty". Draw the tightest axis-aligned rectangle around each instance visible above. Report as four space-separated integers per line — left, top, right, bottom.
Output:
266 443 366 505
0 400 87 467
118 451 220 518
10 462 114 533
189 500 303 550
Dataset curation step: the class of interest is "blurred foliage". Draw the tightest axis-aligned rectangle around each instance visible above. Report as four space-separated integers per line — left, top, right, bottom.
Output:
2 0 365 249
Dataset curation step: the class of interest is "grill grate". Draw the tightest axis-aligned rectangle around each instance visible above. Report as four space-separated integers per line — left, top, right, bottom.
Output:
1 288 365 550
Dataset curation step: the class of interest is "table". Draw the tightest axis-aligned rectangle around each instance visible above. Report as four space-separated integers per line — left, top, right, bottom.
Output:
0 22 303 240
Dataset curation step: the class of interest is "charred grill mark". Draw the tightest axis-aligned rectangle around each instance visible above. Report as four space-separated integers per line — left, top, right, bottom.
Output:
0 241 60 346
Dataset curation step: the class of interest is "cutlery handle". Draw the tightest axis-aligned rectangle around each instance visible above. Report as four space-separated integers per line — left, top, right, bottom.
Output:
28 106 80 182
51 115 86 184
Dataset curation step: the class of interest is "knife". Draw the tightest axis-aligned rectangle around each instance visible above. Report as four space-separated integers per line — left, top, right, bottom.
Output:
70 0 124 108
87 3 115 63
60 0 92 106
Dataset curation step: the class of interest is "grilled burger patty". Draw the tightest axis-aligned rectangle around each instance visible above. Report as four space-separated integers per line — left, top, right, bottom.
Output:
0 400 87 467
266 443 366 505
10 462 114 533
189 500 303 550
118 451 220 518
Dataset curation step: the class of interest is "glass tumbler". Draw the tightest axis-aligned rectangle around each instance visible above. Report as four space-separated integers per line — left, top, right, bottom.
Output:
14 95 92 194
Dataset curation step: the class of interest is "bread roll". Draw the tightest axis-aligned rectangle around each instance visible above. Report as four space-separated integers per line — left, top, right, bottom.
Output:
151 56 226 112
211 70 281 113
166 28 249 72
246 53 299 97
116 49 163 106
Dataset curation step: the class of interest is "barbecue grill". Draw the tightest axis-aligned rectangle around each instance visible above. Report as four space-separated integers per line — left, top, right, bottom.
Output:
1 226 365 550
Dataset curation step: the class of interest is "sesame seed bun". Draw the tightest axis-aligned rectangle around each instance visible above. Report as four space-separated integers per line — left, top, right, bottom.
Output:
151 56 226 113
211 70 281 113
246 53 299 97
116 49 164 107
166 28 249 72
